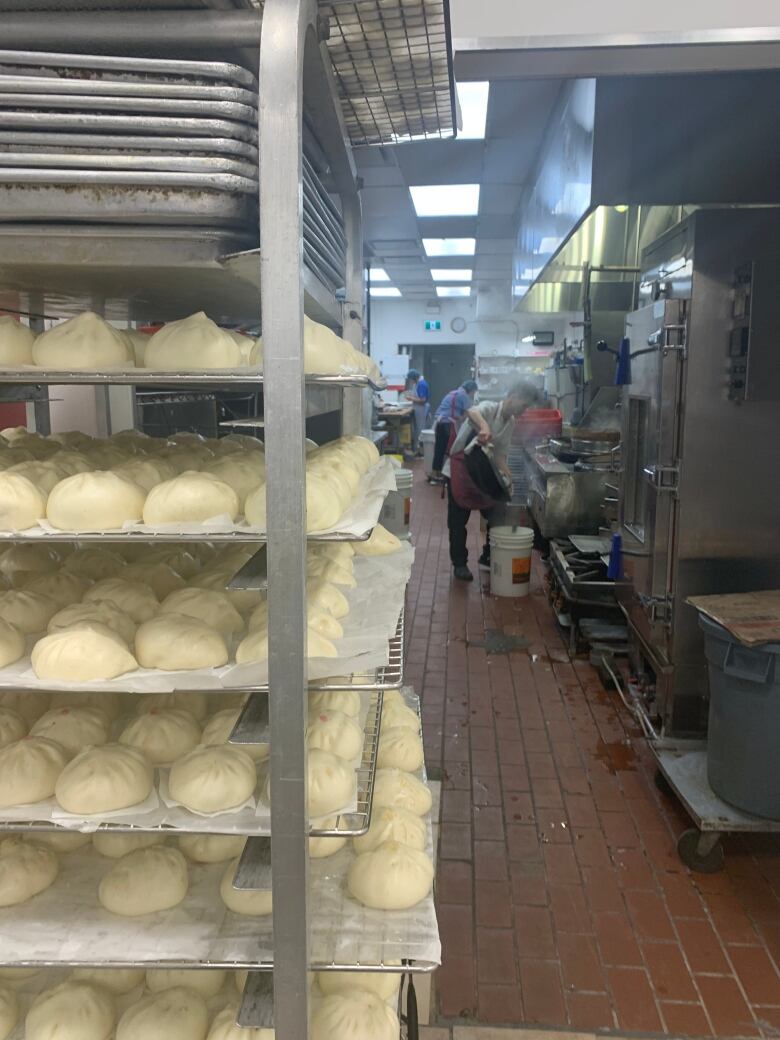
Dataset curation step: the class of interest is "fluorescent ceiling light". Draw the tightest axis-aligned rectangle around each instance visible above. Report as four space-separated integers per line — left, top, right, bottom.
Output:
456 81 489 139
431 269 472 282
436 286 471 298
367 268 390 282
410 184 480 218
370 287 402 298
422 238 476 257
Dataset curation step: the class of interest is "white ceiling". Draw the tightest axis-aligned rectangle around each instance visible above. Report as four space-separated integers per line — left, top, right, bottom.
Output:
355 79 563 303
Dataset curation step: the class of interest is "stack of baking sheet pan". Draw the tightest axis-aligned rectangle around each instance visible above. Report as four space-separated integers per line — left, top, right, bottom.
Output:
0 49 259 229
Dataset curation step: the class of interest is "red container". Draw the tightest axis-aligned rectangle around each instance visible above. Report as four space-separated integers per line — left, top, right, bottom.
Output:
515 408 563 447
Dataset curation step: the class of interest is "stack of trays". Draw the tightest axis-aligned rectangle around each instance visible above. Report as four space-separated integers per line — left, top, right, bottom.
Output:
303 153 347 293
0 49 259 229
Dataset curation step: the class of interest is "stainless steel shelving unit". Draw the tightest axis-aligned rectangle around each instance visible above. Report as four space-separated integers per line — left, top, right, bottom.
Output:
0 3 448 1035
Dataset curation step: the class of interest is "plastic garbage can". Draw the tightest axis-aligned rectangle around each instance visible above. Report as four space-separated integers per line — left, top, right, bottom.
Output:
699 613 780 820
420 429 435 477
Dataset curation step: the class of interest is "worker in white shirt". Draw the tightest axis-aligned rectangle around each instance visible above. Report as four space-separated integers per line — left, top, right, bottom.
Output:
444 381 543 582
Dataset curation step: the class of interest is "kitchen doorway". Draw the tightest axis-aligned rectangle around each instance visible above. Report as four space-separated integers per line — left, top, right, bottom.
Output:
403 343 476 415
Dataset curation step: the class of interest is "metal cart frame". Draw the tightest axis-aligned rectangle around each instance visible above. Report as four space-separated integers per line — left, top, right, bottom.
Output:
0 3 452 1035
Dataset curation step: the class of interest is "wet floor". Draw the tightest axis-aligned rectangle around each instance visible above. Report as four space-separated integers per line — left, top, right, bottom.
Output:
405 463 780 1037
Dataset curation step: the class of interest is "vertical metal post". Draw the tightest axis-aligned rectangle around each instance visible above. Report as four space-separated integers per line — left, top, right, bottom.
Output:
260 1 316 1037
90 297 111 437
340 191 367 435
27 293 50 435
341 193 364 353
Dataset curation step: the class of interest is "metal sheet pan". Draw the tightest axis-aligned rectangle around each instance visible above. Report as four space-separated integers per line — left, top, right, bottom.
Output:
0 183 256 227
0 94 258 123
0 168 257 193
0 130 258 160
0 0 254 9
0 48 257 90
0 74 258 108
302 153 343 229
569 534 612 555
0 151 257 178
302 166 345 250
0 110 258 142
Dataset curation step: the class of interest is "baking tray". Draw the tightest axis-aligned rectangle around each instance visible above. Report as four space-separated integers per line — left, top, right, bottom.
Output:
0 130 258 160
0 694 376 838
0 49 257 91
0 152 258 178
0 95 258 125
0 111 258 143
569 534 612 555
0 182 256 227
0 168 256 192
0 74 258 109
0 0 254 10
230 691 383 839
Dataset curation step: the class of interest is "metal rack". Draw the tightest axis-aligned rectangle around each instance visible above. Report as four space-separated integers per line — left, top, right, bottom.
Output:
310 607 405 690
0 3 447 1035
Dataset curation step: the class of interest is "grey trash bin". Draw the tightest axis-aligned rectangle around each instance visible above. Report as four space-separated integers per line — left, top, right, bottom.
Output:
699 614 780 820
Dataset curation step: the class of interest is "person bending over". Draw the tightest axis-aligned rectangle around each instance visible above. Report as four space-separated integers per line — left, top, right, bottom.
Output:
444 381 543 582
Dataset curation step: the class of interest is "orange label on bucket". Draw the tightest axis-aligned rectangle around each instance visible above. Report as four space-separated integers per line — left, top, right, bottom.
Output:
404 496 411 525
512 556 531 585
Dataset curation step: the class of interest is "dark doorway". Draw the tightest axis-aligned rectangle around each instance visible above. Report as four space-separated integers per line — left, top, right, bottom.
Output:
405 343 476 415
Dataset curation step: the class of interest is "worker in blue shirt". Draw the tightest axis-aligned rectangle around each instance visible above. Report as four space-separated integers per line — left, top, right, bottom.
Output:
430 379 478 482
404 368 430 454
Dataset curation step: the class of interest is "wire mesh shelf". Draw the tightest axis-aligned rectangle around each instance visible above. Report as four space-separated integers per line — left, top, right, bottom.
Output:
316 689 382 837
0 693 381 838
310 608 405 691
323 0 456 146
0 369 385 389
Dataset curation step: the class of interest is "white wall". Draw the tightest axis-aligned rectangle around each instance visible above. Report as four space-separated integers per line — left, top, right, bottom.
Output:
369 297 579 363
451 0 780 42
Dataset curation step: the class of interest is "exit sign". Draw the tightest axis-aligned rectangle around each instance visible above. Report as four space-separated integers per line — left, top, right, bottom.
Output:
424 320 442 331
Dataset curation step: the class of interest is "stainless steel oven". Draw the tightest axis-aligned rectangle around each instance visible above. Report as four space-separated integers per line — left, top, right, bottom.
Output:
618 210 780 737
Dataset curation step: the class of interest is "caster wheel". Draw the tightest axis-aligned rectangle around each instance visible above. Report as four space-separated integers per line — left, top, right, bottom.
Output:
677 828 725 874
654 768 674 798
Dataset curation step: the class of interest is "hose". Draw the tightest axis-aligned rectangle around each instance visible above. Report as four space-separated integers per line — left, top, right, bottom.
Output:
600 654 658 741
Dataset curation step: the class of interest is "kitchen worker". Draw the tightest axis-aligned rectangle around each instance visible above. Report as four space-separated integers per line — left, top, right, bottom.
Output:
404 368 430 453
429 378 478 484
444 381 543 582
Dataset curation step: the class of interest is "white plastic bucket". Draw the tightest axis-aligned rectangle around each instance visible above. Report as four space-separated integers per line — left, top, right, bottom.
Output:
490 525 534 597
420 429 436 477
379 468 413 539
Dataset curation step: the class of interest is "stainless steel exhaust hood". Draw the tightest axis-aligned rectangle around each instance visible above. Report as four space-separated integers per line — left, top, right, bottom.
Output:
514 69 780 313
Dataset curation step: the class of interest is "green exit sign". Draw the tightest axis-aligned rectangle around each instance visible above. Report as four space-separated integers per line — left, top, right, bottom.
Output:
424 320 442 331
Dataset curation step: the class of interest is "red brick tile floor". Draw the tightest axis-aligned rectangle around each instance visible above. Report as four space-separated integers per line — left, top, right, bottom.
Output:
405 463 780 1038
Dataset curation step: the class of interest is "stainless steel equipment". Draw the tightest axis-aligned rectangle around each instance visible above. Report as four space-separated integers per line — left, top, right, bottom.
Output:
526 448 612 539
525 387 620 538
618 209 780 739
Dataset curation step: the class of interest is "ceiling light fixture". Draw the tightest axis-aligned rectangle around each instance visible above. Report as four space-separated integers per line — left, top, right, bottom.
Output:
431 269 472 282
456 81 489 139
369 287 402 298
436 286 471 298
367 268 390 282
422 238 477 257
410 184 480 218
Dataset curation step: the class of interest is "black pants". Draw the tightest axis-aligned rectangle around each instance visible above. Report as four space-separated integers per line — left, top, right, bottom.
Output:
432 420 452 473
447 480 493 568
